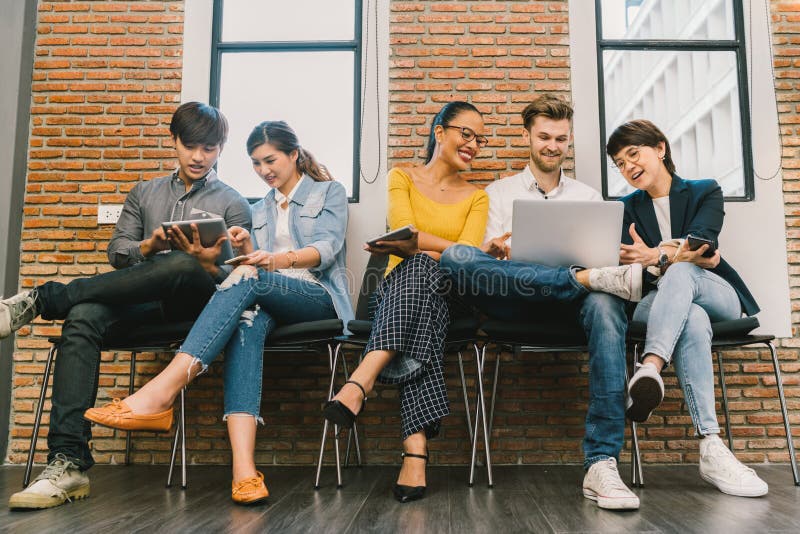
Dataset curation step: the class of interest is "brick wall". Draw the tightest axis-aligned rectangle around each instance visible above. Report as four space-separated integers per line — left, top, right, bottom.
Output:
7 0 799 469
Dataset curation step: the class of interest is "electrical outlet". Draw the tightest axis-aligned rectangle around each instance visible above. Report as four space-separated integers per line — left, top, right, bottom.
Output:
97 204 124 224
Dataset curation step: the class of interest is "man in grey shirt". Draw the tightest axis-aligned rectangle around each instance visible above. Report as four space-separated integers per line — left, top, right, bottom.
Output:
3 102 251 510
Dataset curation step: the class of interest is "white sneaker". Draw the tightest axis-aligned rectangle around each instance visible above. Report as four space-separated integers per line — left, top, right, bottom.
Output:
582 458 640 510
699 435 768 497
0 289 38 339
8 454 90 509
588 264 643 302
626 362 664 422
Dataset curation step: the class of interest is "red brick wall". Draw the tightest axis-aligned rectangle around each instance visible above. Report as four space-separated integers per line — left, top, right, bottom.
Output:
7 0 799 469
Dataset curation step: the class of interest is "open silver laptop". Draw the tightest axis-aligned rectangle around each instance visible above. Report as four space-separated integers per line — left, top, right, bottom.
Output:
510 200 623 268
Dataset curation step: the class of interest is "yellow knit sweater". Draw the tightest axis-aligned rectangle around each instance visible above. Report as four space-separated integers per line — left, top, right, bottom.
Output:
386 167 489 274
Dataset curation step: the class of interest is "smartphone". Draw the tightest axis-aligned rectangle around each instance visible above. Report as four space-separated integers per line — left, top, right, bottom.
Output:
686 234 717 258
224 255 249 265
367 225 414 247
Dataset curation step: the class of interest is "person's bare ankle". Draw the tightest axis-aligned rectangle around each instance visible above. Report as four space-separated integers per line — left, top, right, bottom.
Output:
123 393 171 415
333 382 367 415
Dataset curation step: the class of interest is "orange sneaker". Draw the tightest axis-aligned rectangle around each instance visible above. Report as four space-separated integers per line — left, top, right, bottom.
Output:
232 471 269 505
84 398 173 432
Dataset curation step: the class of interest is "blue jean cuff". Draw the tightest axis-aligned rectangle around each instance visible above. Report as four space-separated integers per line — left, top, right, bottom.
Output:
584 453 614 471
223 412 264 426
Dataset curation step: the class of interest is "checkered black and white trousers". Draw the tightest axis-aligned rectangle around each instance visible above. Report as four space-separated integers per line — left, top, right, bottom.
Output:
366 253 451 439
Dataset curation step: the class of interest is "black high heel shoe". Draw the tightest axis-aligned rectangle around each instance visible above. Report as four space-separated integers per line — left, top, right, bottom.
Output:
393 452 428 503
322 380 366 429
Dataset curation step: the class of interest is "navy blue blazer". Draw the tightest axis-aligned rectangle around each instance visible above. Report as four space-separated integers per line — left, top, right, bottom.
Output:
619 175 759 316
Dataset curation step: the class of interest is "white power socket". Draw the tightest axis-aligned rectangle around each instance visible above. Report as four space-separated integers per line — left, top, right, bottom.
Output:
97 204 124 224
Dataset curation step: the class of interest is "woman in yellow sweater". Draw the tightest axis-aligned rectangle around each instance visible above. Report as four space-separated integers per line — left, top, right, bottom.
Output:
323 101 489 503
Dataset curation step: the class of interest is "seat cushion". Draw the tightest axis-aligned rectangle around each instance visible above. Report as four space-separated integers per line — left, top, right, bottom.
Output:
480 318 587 347
627 316 761 341
343 317 480 346
268 319 343 344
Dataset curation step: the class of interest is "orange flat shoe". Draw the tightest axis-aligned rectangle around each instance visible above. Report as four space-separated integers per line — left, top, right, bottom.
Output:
232 471 269 505
84 398 173 432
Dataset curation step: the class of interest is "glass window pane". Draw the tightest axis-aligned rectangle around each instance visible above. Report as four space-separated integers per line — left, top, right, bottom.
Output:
600 0 735 40
217 51 355 198
221 0 356 42
602 50 744 197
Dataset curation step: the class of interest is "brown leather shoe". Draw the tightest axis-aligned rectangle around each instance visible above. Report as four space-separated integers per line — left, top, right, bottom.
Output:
232 471 269 505
84 398 173 432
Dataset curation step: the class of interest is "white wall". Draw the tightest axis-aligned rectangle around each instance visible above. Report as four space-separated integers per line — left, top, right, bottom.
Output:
181 0 389 305
570 0 791 337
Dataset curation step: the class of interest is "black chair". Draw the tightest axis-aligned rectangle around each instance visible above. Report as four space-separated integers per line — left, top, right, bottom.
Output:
470 319 589 487
336 253 482 485
25 320 195 489
627 316 799 487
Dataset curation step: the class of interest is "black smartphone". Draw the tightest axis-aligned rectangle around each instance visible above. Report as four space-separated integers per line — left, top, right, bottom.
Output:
367 225 414 247
686 234 717 258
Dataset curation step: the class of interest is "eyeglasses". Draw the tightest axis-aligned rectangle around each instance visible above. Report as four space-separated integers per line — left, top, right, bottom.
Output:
444 125 489 148
610 145 645 174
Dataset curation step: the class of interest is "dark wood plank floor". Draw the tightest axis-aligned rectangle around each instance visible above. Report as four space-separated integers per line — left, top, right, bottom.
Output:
1 464 798 533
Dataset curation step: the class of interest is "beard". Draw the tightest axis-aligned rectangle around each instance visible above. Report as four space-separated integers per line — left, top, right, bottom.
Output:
530 149 565 173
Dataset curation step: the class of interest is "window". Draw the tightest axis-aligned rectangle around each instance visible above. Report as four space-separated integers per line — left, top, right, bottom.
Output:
597 0 753 200
210 0 362 201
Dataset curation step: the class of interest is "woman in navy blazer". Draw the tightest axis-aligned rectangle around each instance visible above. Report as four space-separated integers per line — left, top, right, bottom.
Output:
606 120 768 498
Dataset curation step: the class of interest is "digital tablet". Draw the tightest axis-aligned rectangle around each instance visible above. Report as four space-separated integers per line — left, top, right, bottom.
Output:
367 225 414 247
161 218 235 264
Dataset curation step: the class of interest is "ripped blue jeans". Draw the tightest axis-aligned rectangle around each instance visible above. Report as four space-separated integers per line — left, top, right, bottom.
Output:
632 262 742 436
178 266 337 422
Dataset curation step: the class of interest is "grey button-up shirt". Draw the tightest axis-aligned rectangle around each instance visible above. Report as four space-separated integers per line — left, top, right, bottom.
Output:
107 169 252 280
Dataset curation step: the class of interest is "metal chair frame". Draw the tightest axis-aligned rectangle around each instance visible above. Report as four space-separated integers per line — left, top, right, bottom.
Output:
25 337 188 489
628 333 799 487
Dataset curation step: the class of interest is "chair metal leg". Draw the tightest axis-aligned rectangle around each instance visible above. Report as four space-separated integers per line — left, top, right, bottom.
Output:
166 393 181 488
468 343 483 487
315 420 330 490
715 350 734 451
339 346 362 468
125 351 137 466
629 343 644 487
458 350 473 443
179 387 187 489
766 341 799 485
24 343 58 488
315 343 343 489
469 343 493 488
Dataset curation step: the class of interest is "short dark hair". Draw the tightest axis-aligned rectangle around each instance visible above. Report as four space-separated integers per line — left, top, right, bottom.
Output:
520 94 573 131
606 119 676 175
425 101 482 164
169 102 228 147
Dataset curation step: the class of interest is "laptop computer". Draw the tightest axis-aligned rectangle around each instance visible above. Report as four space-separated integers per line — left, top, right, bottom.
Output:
510 200 623 268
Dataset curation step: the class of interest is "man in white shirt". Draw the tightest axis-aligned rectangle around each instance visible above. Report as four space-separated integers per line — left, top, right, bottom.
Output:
441 94 639 510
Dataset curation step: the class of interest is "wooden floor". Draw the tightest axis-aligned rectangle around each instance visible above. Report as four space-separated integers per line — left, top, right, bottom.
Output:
1 463 798 533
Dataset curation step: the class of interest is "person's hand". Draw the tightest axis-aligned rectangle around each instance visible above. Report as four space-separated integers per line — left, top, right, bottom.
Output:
672 241 721 269
228 226 254 255
139 227 170 257
364 227 421 258
166 223 225 274
481 232 512 259
619 223 659 266
239 250 289 271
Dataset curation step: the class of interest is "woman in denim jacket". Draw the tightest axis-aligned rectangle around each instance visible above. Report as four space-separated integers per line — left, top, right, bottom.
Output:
85 121 353 504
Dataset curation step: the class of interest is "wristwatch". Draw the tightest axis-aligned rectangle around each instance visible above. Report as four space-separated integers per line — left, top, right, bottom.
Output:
657 247 669 271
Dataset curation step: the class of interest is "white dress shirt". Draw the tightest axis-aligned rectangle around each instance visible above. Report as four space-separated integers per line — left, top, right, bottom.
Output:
483 165 602 246
273 176 319 284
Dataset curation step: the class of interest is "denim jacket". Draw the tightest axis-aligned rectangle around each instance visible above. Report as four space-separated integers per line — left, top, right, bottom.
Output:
250 176 354 329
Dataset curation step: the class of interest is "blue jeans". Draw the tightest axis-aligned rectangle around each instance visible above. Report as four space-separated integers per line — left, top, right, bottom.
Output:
633 262 742 435
179 267 337 420
440 245 628 469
